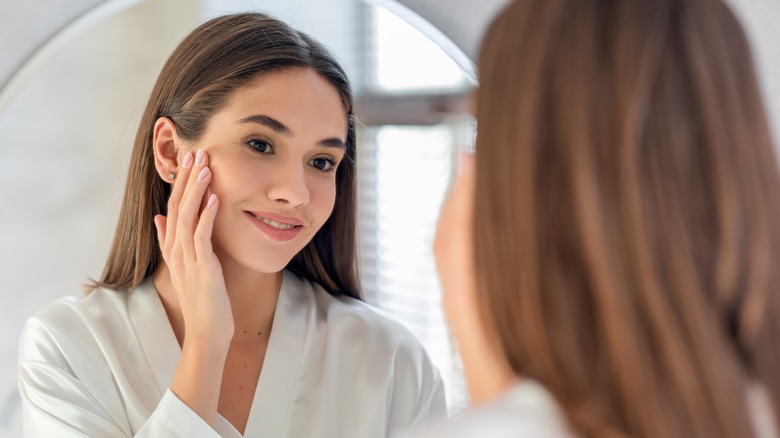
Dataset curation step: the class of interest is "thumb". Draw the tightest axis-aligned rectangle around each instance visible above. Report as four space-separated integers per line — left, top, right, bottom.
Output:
154 214 167 248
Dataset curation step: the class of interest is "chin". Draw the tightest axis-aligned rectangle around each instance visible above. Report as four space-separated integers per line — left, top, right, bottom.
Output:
243 251 297 274
212 242 299 275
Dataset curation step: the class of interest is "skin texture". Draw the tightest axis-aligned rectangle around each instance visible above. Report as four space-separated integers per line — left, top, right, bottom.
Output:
149 68 348 433
433 153 514 404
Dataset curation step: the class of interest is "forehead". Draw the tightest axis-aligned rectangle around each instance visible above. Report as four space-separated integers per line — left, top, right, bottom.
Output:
214 68 347 136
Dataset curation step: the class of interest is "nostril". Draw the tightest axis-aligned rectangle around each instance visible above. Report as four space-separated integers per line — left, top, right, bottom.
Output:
266 182 309 207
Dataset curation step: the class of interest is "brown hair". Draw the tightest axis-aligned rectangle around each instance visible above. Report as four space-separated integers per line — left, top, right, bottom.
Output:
93 12 360 299
474 0 780 436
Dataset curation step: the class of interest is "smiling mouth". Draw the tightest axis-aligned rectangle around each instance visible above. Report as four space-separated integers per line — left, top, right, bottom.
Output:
247 211 301 230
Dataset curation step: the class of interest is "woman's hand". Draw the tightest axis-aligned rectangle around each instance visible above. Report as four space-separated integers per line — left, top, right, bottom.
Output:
154 149 234 346
154 149 232 425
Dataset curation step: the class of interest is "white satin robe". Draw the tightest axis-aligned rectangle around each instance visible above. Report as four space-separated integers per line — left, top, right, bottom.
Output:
18 270 447 437
411 379 779 438
409 380 574 438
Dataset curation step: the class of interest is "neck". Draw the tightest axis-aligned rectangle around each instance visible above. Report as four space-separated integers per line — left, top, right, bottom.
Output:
152 260 282 348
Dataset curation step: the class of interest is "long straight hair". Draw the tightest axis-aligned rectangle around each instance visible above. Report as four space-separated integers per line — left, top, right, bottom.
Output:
475 0 780 436
92 13 361 299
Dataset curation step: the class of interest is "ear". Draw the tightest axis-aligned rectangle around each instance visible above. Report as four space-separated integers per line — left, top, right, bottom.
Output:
152 117 183 183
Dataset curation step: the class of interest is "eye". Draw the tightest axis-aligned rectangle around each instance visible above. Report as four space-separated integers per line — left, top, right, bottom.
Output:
247 139 274 154
309 157 338 173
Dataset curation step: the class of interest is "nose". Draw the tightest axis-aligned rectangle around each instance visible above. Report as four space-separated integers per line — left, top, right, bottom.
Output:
266 163 310 207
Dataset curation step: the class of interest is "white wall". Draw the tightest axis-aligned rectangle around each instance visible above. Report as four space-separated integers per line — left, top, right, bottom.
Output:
728 0 780 145
200 0 366 90
0 0 105 91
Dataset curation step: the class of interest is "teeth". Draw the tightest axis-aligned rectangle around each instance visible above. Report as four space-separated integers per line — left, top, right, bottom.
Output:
262 218 294 230
250 212 296 230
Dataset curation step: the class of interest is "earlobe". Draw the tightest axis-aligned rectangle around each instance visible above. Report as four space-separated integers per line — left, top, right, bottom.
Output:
152 117 181 183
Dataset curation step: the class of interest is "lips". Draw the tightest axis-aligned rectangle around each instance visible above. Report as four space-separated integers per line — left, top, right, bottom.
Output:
248 212 297 230
245 210 303 242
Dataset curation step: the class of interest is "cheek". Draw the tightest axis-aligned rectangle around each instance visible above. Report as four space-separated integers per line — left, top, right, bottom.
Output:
307 176 338 223
209 151 257 192
443 285 478 338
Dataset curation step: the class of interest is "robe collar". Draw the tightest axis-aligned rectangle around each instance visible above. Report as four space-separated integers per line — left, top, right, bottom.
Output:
128 270 311 437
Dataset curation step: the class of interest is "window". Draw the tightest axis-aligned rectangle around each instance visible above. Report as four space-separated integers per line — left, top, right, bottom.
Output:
357 5 474 413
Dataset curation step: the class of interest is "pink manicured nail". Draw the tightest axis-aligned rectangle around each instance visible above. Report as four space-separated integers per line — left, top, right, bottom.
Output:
197 167 210 182
195 149 205 166
182 151 193 168
208 193 217 208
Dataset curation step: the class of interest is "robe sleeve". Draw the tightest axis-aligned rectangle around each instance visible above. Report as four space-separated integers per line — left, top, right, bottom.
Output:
18 317 221 438
403 375 448 431
386 343 450 438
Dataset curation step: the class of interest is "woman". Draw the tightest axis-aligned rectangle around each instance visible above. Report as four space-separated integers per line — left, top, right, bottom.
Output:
428 0 780 437
18 12 446 437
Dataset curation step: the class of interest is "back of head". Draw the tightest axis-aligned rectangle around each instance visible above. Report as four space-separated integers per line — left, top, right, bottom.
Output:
96 12 360 298
474 0 780 436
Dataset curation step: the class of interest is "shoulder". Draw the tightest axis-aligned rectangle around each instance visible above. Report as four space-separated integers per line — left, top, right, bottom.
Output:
284 271 443 391
287 271 430 360
284 271 449 428
411 380 577 438
18 287 130 365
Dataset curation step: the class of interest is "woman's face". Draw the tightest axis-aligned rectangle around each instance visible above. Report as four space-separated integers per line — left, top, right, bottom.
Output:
184 68 347 274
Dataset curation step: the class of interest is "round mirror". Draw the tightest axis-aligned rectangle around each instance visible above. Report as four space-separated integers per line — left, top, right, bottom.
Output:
0 0 485 433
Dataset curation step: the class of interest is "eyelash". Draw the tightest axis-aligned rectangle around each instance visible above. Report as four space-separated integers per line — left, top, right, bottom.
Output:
309 157 338 173
246 139 339 173
247 138 273 154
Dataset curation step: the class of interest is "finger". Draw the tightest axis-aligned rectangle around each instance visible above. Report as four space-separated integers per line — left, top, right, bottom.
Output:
193 193 219 263
154 214 173 266
452 154 476 214
457 151 475 176
177 149 212 257
165 150 195 250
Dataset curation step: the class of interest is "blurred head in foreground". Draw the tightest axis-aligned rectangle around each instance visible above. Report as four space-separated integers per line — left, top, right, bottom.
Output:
435 0 780 436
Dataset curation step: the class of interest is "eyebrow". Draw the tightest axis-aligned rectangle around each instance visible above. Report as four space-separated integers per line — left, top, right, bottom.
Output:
239 114 346 150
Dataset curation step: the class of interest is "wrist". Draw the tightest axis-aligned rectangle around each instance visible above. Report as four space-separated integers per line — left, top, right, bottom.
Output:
182 333 232 357
184 320 234 344
172 338 229 427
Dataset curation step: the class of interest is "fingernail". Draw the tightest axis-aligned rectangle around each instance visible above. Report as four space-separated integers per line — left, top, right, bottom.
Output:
208 193 217 208
182 151 193 168
195 149 205 166
197 167 210 182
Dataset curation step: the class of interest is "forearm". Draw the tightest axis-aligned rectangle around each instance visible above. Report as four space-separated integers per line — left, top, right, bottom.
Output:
170 338 230 426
